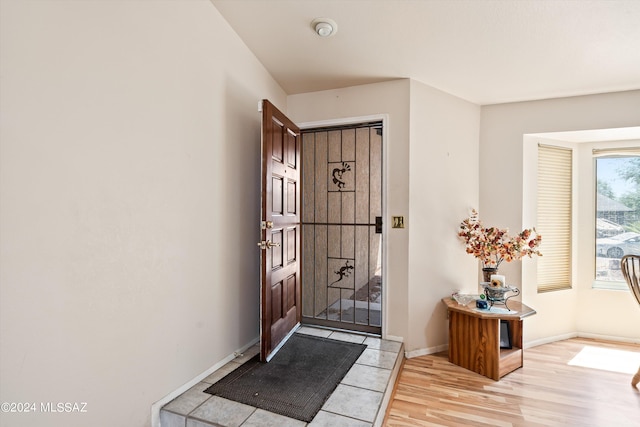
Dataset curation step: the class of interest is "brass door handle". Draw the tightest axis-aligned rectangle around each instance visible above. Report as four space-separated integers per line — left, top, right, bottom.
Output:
257 240 280 250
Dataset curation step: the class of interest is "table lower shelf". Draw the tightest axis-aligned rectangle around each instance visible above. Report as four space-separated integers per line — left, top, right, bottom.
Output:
499 347 523 378
449 346 523 380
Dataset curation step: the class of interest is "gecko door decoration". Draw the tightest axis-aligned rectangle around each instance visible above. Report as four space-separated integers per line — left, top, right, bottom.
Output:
301 122 383 335
331 162 353 191
329 259 355 287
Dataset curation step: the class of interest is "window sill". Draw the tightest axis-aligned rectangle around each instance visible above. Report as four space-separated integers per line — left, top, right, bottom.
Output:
592 280 629 291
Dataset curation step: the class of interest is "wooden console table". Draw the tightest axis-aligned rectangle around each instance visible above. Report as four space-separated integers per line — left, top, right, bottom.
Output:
442 297 536 380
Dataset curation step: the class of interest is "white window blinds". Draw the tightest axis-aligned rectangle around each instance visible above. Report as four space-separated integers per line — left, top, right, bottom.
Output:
537 144 573 292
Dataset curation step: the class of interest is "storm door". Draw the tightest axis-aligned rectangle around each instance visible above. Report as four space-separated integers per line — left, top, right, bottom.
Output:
301 122 382 335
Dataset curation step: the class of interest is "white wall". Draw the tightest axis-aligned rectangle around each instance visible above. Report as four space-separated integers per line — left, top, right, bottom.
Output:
406 80 480 355
0 1 285 426
288 81 412 343
481 90 640 344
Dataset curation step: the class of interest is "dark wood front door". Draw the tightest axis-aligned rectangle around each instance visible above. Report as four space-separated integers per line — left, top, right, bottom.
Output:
259 100 301 361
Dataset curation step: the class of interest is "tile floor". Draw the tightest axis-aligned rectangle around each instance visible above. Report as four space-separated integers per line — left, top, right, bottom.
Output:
160 326 404 427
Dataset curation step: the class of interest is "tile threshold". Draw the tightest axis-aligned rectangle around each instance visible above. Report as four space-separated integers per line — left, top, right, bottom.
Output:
160 326 404 427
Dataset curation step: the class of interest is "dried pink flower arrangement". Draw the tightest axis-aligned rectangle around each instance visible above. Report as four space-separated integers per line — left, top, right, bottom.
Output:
458 209 542 269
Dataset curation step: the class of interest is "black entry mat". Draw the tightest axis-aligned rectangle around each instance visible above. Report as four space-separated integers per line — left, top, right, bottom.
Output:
204 333 367 422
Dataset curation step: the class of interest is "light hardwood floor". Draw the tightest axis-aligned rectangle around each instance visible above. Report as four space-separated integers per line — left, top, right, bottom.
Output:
384 338 640 426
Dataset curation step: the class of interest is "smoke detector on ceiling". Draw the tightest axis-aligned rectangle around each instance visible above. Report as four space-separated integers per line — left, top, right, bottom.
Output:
312 18 337 37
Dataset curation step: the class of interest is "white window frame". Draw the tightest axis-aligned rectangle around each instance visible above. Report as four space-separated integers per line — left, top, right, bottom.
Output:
592 145 640 291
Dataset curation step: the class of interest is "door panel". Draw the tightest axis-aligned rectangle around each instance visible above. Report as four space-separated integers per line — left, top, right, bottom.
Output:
260 100 301 361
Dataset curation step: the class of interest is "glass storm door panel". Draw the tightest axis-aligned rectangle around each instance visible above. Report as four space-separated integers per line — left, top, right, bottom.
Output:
301 122 382 335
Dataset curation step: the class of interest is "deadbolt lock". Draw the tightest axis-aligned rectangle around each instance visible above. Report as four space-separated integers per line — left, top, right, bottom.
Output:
257 240 280 250
260 221 274 230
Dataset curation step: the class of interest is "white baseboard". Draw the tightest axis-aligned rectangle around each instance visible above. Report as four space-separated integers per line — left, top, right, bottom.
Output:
405 343 448 359
383 334 404 343
576 332 640 345
525 331 640 349
150 336 259 427
401 331 639 360
524 332 578 349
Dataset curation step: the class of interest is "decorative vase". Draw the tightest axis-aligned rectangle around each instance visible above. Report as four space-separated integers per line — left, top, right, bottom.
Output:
484 285 510 302
482 267 498 283
480 283 520 310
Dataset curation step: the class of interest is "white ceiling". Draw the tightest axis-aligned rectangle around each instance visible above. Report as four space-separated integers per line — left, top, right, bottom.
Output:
211 0 640 105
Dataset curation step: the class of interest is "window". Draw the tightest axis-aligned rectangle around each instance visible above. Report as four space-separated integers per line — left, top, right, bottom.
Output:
537 144 572 292
594 150 640 288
